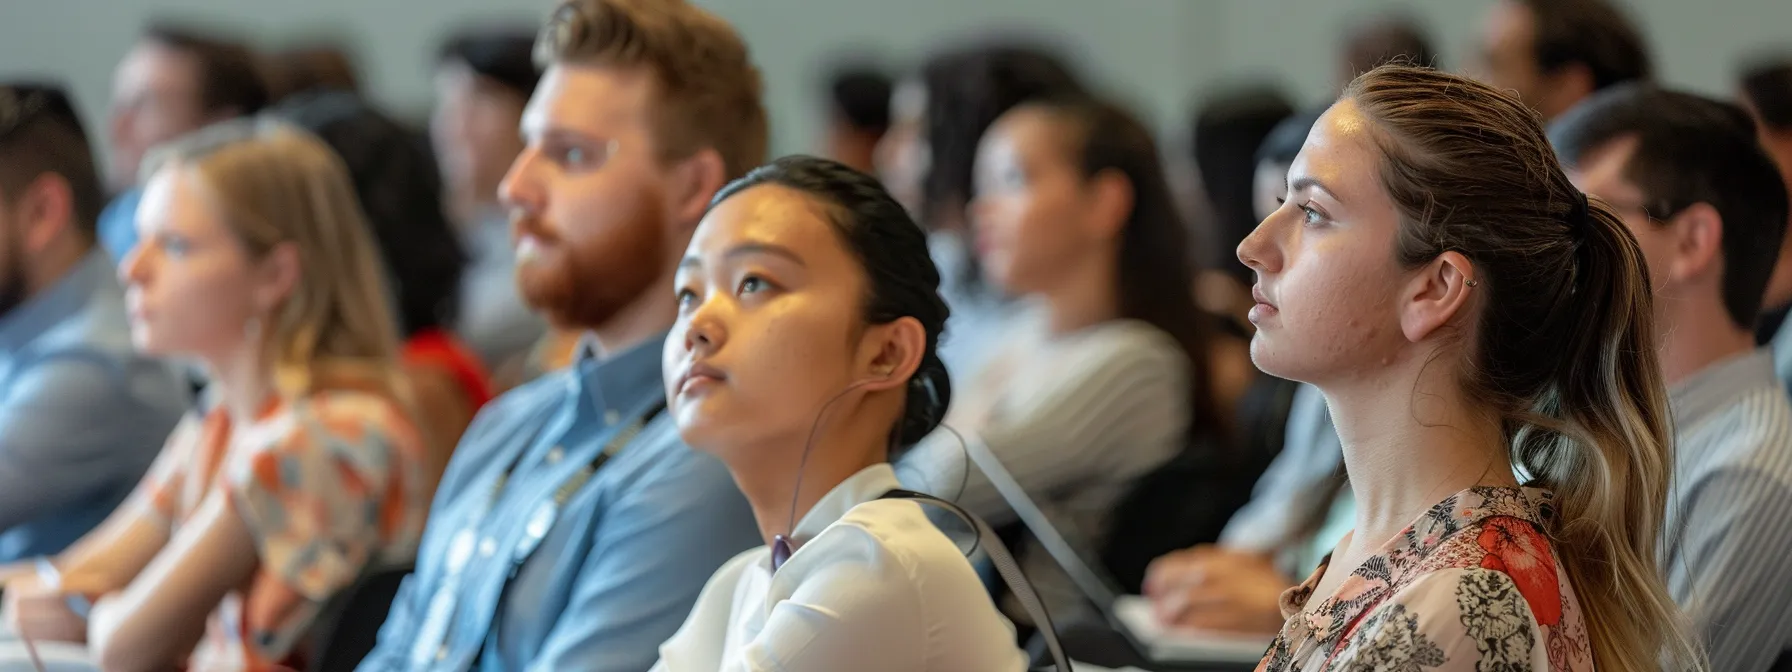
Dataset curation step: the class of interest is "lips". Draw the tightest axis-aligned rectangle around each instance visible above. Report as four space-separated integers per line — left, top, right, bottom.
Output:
1248 284 1279 325
676 361 728 396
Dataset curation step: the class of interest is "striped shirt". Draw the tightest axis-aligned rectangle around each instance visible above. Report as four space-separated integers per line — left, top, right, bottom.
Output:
1774 309 1792 390
895 313 1189 620
1662 348 1792 672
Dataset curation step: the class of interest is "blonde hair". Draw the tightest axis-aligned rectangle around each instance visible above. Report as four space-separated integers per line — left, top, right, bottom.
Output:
1344 66 1702 671
146 117 404 399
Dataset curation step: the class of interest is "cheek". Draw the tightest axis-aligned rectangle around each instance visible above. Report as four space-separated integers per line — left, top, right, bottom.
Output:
1266 238 1406 367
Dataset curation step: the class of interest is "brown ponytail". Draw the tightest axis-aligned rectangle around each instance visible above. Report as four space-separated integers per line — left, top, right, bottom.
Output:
1345 65 1701 671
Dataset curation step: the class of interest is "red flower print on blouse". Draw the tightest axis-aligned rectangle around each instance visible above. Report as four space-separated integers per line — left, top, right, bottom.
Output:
1477 516 1562 626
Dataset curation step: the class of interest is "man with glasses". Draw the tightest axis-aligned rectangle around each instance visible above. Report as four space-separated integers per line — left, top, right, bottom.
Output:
0 84 188 566
1554 84 1792 672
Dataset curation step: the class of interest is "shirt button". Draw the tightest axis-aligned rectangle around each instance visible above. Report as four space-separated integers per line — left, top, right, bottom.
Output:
604 409 620 425
479 537 497 558
545 446 565 464
436 645 450 662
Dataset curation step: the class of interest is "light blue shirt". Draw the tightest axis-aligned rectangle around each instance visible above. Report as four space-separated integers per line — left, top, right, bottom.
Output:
96 189 142 263
360 334 759 672
0 250 187 561
1774 309 1792 391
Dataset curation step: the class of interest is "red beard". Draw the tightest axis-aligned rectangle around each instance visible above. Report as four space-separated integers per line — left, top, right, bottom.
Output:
512 194 668 330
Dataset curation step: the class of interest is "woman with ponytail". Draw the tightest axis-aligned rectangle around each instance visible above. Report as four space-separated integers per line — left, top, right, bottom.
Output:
653 155 1028 671
1239 65 1698 671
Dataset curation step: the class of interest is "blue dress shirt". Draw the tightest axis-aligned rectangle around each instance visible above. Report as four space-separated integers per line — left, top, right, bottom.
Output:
0 250 188 561
97 189 142 263
359 334 759 672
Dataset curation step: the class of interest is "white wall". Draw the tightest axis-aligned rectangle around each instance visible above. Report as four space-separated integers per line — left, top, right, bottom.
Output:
0 0 1787 162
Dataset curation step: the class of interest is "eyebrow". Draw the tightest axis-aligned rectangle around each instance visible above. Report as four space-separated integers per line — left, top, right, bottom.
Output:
678 242 808 271
1289 176 1341 201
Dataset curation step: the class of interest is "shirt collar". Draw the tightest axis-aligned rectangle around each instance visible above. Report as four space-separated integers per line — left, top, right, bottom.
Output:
0 249 112 352
1670 348 1779 430
790 463 903 542
568 331 668 420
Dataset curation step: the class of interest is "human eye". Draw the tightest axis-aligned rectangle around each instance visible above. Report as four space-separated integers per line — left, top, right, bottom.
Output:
738 274 772 295
1299 203 1327 226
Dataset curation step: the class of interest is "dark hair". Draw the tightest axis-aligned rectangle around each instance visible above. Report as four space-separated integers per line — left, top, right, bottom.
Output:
1025 95 1225 447
0 83 104 238
1516 0 1653 91
1342 13 1440 76
270 91 467 337
1255 109 1321 167
1551 83 1789 330
268 44 361 100
438 25 541 99
538 0 767 181
142 22 270 117
1190 87 1294 279
1344 65 1693 669
711 155 952 447
1740 56 1792 131
827 66 893 134
917 42 1083 228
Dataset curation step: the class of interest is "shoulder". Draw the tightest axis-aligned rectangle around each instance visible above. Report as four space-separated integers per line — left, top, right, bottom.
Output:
291 389 421 444
803 498 986 595
1680 385 1792 481
1333 568 1550 672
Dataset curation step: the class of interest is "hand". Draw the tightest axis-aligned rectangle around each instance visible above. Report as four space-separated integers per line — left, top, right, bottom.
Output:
1142 545 1292 635
3 575 88 644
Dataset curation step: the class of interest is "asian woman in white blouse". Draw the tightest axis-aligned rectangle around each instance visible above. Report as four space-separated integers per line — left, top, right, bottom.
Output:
652 155 1030 672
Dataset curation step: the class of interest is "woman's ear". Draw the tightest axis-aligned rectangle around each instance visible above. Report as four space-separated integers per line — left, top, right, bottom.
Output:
254 241 303 315
1085 168 1135 240
1399 250 1477 343
858 316 926 392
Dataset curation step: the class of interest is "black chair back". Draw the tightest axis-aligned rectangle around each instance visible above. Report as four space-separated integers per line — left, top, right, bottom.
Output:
307 565 413 672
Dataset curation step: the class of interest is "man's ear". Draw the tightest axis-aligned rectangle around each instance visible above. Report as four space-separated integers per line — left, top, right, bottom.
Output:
1665 202 1723 284
1399 250 1478 343
667 148 728 234
18 173 77 254
857 316 925 393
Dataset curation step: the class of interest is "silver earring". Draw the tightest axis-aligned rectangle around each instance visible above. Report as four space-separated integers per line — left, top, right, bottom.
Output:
1466 279 1480 288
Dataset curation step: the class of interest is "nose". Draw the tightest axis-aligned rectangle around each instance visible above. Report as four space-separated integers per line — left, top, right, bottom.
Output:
680 298 727 358
498 146 542 216
118 242 150 285
1236 214 1283 275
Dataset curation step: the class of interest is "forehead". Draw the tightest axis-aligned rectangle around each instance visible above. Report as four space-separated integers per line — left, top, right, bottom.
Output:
1482 0 1535 51
691 185 852 264
117 42 200 89
1566 134 1641 198
1288 100 1384 202
522 63 657 136
140 166 224 233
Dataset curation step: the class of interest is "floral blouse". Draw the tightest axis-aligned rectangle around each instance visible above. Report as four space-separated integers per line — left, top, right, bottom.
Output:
134 388 428 671
1256 487 1593 672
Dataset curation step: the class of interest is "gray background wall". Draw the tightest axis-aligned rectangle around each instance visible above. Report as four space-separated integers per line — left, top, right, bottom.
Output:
1 0 1788 162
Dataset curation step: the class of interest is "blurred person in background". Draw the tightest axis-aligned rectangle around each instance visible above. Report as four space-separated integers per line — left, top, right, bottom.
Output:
100 23 269 261
433 26 552 383
1554 84 1792 671
0 119 428 672
1738 57 1792 373
264 42 362 101
1473 0 1652 122
898 94 1251 624
875 42 1083 386
1337 13 1438 87
358 1 763 669
1185 87 1292 433
0 84 187 567
820 64 892 174
274 89 491 488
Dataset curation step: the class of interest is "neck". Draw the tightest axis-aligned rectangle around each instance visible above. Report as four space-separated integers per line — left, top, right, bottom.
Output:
24 238 90 299
1321 353 1515 550
725 408 892 547
1656 292 1758 386
205 347 276 426
588 273 677 359
1039 251 1120 335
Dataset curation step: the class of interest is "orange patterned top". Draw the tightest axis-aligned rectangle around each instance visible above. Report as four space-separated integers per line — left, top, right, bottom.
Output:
134 388 427 671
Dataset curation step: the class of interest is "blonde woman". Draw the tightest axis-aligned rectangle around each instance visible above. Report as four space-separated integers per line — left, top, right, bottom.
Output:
0 119 428 672
1239 66 1700 670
